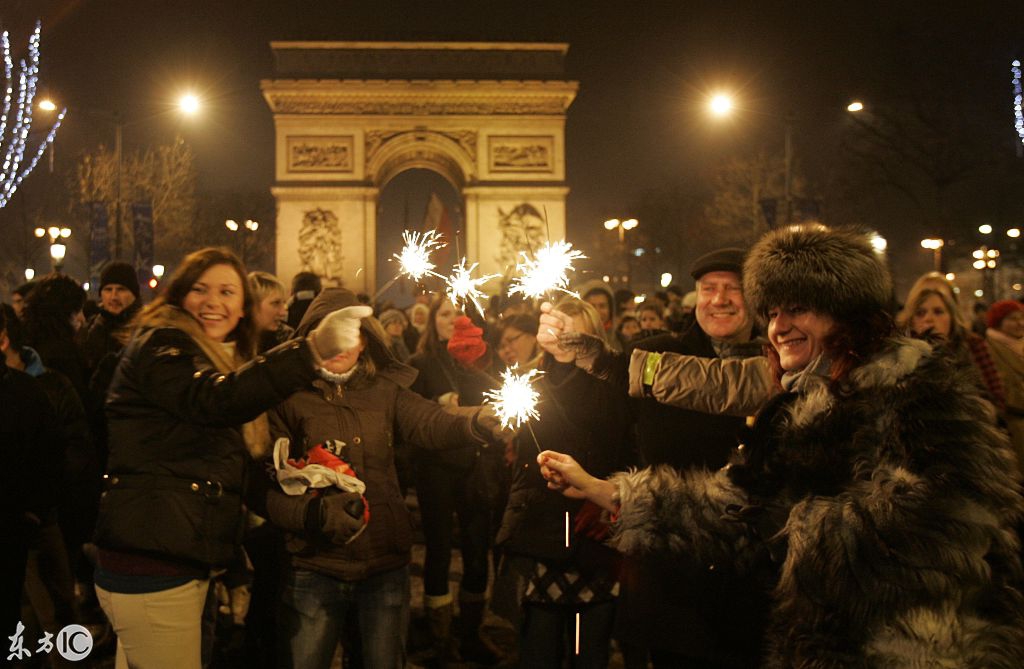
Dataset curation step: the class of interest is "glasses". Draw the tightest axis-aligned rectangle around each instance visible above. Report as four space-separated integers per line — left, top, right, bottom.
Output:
498 332 527 352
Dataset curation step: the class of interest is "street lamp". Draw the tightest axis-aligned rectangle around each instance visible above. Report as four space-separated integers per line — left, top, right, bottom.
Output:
226 219 259 264
37 93 202 259
35 225 71 271
603 218 639 286
603 217 638 243
920 238 945 271
706 93 864 227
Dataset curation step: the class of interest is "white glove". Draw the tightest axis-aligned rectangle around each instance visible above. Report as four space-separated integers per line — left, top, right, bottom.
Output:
309 305 373 360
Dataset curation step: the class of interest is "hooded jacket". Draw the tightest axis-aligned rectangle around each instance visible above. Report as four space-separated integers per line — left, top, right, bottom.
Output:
609 338 1024 667
260 288 489 581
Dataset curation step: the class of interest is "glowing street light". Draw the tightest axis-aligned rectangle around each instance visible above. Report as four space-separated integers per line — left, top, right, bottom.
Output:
1008 228 1020 238
226 218 259 264
707 93 871 228
35 225 72 271
920 238 944 271
24 268 35 280
603 217 639 286
152 264 165 279
979 224 993 234
39 91 202 258
708 93 734 117
178 93 201 116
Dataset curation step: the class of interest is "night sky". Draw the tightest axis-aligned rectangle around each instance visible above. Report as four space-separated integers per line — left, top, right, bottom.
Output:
2 0 1021 294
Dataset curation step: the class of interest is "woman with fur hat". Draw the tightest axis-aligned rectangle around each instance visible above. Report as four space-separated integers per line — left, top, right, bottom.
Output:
259 288 506 669
93 247 370 669
539 225 1024 667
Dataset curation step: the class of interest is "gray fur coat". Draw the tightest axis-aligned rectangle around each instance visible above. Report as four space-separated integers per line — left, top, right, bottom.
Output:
610 337 1024 668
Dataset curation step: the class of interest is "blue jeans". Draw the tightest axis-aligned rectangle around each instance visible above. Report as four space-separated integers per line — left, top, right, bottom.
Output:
279 565 409 669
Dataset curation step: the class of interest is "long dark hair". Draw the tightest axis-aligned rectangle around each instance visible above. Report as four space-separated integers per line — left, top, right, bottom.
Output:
139 247 257 358
416 295 456 355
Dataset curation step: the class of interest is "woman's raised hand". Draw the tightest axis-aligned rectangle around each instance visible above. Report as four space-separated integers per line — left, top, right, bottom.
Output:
537 302 577 363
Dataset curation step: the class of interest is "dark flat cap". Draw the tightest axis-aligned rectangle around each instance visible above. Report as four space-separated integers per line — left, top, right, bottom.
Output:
689 247 746 281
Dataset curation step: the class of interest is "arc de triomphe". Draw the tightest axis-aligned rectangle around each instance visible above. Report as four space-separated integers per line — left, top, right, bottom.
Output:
261 41 578 293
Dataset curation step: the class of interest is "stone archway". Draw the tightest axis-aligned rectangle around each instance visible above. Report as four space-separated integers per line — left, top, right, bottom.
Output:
262 42 578 292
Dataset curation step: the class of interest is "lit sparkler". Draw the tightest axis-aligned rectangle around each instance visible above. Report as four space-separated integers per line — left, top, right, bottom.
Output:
445 258 499 315
392 230 446 281
483 366 543 431
508 240 585 300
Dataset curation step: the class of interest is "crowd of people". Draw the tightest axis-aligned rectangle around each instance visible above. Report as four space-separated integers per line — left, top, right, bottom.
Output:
4 223 1024 668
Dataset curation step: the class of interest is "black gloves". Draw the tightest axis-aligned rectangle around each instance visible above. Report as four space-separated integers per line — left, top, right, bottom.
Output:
265 488 368 545
557 331 613 380
317 490 368 544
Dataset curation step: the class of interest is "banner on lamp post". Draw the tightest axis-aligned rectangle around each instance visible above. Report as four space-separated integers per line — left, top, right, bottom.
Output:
87 201 110 283
132 202 154 286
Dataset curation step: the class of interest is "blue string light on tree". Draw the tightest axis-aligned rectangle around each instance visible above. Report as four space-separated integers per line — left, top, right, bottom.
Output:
0 21 65 209
1012 59 1023 153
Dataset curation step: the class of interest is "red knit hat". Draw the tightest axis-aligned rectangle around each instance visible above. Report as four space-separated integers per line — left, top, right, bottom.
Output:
986 300 1024 329
447 315 487 366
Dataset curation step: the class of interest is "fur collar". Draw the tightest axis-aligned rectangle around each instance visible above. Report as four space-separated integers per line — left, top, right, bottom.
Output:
787 337 932 428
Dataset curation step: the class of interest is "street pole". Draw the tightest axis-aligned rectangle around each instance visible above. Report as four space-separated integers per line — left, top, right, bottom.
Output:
783 114 794 228
114 113 123 259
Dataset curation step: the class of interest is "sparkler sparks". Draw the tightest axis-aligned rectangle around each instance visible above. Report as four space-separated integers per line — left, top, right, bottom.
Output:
392 230 446 281
508 240 585 300
483 366 542 431
445 258 499 315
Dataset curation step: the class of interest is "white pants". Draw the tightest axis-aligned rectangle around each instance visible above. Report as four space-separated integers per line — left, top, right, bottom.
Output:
96 579 209 669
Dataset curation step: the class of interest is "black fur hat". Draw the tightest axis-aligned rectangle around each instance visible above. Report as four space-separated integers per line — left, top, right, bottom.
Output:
743 224 892 322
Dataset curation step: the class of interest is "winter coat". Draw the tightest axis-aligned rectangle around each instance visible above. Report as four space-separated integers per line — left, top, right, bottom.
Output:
987 331 1024 464
409 345 499 470
257 288 490 581
610 338 1024 668
587 324 770 662
19 346 100 544
94 308 317 568
628 348 776 417
497 357 631 564
264 369 487 581
1 364 60 536
615 325 756 470
258 322 296 354
78 302 141 374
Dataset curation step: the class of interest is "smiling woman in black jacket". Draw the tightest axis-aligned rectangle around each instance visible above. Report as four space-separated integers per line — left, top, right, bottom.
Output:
92 247 364 669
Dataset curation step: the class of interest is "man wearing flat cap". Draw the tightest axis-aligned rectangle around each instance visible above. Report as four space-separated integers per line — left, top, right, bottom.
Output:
536 246 767 668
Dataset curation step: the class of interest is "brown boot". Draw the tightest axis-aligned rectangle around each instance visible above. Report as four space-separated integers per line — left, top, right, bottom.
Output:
426 601 460 666
458 597 503 666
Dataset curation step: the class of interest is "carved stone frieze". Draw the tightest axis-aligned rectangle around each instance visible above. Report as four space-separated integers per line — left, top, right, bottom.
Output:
267 95 572 116
497 203 546 271
297 208 344 278
364 128 477 166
